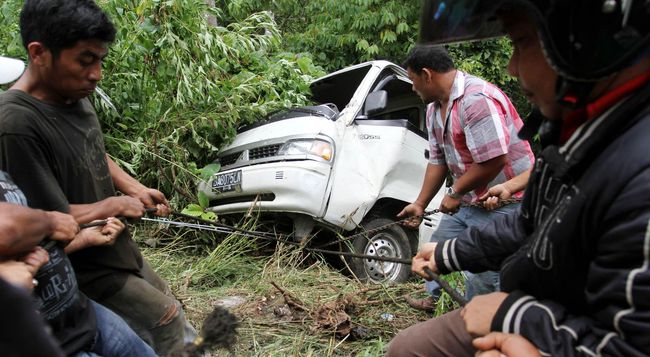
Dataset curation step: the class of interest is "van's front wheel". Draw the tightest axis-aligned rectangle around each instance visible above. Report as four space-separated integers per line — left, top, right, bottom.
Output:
348 217 413 284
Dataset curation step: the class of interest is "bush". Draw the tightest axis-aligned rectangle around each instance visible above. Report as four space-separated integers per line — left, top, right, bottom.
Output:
224 0 530 118
0 0 324 207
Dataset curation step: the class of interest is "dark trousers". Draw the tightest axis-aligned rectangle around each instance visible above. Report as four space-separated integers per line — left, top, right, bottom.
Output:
96 260 196 356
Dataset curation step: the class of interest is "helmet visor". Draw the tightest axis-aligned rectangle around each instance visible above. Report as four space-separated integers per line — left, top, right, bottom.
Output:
419 0 506 45
420 0 650 80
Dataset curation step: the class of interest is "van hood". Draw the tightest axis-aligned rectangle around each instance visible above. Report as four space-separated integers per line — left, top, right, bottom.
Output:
221 115 338 154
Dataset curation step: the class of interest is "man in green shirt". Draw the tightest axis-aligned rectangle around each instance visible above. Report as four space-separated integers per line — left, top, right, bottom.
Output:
0 1 194 354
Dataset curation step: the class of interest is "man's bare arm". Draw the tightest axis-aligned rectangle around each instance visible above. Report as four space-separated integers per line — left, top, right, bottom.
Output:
106 154 170 216
68 196 145 224
106 154 148 196
438 155 507 213
0 203 77 255
414 163 449 208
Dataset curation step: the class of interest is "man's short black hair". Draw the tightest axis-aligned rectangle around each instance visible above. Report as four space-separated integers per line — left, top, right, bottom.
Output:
20 0 116 58
403 45 455 74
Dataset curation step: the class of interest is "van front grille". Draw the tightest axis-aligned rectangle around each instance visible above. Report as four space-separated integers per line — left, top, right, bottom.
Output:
249 144 282 160
220 152 241 166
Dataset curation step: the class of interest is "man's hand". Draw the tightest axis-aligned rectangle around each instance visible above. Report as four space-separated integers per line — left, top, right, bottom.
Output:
0 247 49 291
479 184 512 211
473 332 541 357
440 195 461 214
89 217 125 247
411 242 438 279
131 188 170 216
0 261 37 290
461 292 508 336
397 202 425 228
44 211 79 242
108 195 146 218
66 217 125 253
20 246 50 274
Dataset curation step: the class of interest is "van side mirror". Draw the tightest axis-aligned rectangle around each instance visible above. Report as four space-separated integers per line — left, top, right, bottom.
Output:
363 90 388 116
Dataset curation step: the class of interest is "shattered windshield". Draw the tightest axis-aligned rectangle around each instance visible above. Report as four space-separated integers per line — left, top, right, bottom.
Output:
238 63 372 132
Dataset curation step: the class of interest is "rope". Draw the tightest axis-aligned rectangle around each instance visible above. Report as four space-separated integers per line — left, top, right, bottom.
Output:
315 198 521 249
72 198 522 306
164 211 468 306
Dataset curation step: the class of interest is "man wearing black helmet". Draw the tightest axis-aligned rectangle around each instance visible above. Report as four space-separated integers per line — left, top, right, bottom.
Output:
389 0 650 356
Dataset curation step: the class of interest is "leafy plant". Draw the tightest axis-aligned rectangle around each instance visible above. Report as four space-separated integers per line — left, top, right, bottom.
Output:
224 0 420 72
224 0 529 118
94 1 324 207
0 1 22 59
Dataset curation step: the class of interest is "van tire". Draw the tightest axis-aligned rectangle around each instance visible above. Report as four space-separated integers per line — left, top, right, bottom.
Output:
347 217 412 284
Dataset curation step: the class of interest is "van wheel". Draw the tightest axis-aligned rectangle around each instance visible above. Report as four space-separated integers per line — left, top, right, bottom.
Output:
347 217 412 284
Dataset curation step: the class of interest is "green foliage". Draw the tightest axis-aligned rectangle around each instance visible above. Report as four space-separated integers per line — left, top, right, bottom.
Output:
199 163 221 181
224 0 529 117
1 0 529 208
0 0 324 208
224 0 420 72
180 203 216 220
94 0 324 207
184 231 260 286
0 1 22 59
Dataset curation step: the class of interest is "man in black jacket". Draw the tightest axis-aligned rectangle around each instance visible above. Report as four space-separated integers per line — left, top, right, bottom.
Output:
388 1 650 356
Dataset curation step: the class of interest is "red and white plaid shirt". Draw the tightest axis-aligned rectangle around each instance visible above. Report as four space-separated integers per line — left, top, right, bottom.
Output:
426 71 534 203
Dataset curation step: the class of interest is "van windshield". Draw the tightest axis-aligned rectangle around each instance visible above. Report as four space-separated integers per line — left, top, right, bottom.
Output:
309 63 372 110
237 63 373 133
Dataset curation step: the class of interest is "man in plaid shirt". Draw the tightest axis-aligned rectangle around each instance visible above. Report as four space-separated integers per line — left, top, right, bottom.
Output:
398 45 534 311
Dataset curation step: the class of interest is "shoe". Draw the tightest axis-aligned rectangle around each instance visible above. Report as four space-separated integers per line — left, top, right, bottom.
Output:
404 295 437 312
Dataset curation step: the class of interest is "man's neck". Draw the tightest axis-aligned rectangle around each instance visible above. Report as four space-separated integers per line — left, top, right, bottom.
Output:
589 56 650 102
435 69 457 104
557 56 650 144
11 68 75 105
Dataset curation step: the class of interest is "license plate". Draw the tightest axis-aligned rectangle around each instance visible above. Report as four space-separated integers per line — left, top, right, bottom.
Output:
211 170 242 193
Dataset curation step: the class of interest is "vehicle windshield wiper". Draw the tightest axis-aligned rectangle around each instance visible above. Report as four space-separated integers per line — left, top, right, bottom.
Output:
288 107 328 116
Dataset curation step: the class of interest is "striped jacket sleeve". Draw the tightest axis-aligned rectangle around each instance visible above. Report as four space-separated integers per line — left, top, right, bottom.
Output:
433 209 528 275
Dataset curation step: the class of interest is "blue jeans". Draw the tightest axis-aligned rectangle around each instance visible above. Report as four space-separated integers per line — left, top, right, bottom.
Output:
73 300 157 357
426 203 520 300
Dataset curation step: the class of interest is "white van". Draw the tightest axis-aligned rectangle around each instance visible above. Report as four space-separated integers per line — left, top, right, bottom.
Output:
198 61 445 284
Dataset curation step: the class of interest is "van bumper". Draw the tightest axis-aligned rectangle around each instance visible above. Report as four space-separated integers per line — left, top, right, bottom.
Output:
199 160 332 217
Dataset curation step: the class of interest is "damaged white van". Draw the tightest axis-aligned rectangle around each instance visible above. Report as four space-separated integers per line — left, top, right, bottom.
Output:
198 60 445 284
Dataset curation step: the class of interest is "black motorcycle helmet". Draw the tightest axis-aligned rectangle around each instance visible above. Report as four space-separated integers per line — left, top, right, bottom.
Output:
419 0 650 82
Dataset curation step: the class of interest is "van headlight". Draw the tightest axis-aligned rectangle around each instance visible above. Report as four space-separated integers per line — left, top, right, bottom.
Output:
278 139 333 161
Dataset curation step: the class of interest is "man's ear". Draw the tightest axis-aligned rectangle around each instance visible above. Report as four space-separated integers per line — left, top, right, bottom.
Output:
422 68 435 83
27 42 51 67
